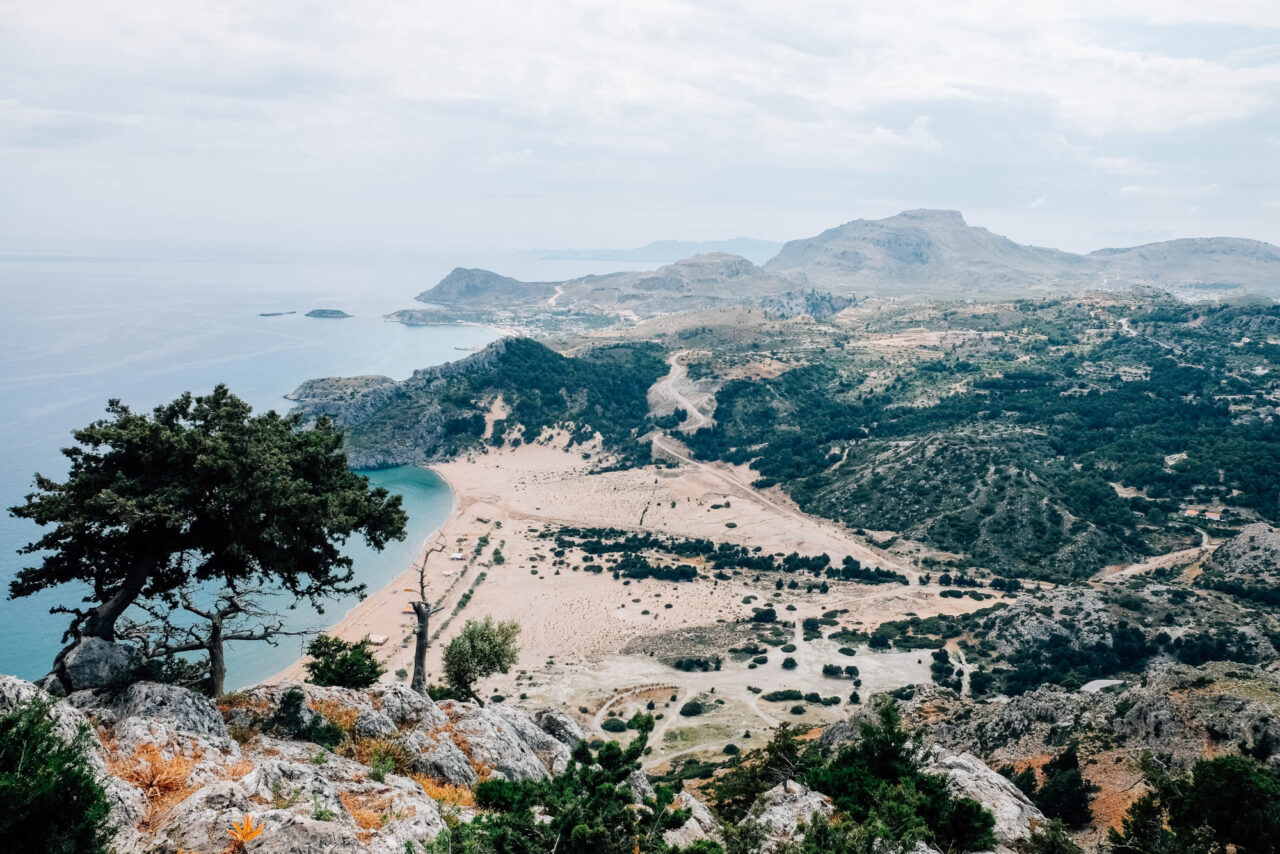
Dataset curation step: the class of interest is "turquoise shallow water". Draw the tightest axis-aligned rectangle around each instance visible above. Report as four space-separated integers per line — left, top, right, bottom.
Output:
0 253 502 686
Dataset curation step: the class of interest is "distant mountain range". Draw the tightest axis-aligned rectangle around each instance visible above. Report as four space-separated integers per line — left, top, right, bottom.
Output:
532 237 783 266
410 210 1280 319
764 209 1280 296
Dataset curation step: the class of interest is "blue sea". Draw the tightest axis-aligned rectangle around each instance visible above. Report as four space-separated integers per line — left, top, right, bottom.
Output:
0 248 648 688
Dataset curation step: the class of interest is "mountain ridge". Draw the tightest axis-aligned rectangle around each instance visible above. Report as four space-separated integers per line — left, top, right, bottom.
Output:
408 210 1280 322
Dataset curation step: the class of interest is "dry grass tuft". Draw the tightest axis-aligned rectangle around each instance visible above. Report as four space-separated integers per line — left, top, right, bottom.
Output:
109 743 201 831
311 698 359 734
411 774 476 808
228 725 257 745
339 791 396 831
224 758 255 780
339 736 412 775
216 691 271 716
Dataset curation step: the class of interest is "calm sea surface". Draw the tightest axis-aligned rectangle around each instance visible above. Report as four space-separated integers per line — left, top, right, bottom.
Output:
0 249 648 687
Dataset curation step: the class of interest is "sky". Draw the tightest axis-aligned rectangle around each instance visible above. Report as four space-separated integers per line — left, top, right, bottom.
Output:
2 1 1280 257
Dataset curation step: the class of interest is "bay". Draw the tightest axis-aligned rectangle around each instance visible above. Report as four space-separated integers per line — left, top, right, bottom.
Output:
0 249 649 686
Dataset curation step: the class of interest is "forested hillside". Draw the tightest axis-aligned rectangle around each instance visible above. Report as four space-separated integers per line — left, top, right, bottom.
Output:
685 298 1280 580
289 338 668 468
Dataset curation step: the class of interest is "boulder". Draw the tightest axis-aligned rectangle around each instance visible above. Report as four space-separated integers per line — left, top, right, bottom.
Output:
534 706 585 747
354 708 398 739
664 791 722 848
56 638 144 693
626 767 656 802
922 745 1043 844
748 780 833 852
402 730 478 787
112 681 229 740
373 684 448 730
442 701 572 780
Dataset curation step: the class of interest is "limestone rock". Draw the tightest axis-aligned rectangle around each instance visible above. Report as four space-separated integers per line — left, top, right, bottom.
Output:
0 674 589 852
534 706 585 747
403 730 478 787
922 745 1043 844
354 708 398 739
374 684 448 730
627 767 656 802
113 681 229 740
663 791 722 848
58 638 144 693
748 780 833 852
441 700 572 780
0 677 150 847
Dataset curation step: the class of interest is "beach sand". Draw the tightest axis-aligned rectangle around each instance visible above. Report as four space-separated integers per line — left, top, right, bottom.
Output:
273 435 996 763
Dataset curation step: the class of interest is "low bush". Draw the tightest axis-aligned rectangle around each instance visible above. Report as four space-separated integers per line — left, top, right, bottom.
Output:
679 701 705 717
762 689 803 702
0 698 116 854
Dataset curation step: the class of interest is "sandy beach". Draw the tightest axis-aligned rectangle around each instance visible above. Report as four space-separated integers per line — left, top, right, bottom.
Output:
273 435 997 763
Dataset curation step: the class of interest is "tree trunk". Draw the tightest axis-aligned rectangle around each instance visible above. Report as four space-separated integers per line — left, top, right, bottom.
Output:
82 560 151 642
207 618 226 697
410 601 431 695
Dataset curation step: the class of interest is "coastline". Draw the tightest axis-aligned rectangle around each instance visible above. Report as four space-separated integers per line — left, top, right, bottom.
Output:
268 438 988 716
268 464 461 684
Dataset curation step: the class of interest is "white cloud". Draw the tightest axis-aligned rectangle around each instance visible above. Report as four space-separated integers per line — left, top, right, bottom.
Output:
1120 183 1222 200
0 1 1278 249
1029 195 1049 208
1090 156 1157 176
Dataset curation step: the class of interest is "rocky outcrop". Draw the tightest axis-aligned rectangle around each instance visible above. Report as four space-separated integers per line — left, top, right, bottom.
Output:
978 588 1113 657
664 790 723 848
140 734 446 854
110 681 230 740
760 289 855 319
39 637 144 696
0 675 597 853
915 660 1280 774
534 706 585 747
438 700 573 781
922 745 1043 845
747 780 834 852
1198 523 1280 604
920 683 1113 758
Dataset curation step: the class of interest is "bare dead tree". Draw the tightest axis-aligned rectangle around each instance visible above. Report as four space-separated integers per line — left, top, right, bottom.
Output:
411 537 448 695
119 584 310 696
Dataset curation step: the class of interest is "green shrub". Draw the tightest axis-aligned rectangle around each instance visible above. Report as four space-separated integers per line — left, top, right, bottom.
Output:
0 698 116 854
304 635 385 689
1109 753 1280 854
601 718 627 733
679 701 705 717
266 689 342 748
762 689 803 702
781 656 798 670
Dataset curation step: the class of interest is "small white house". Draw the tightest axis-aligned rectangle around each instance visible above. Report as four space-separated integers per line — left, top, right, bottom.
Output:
450 552 465 561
